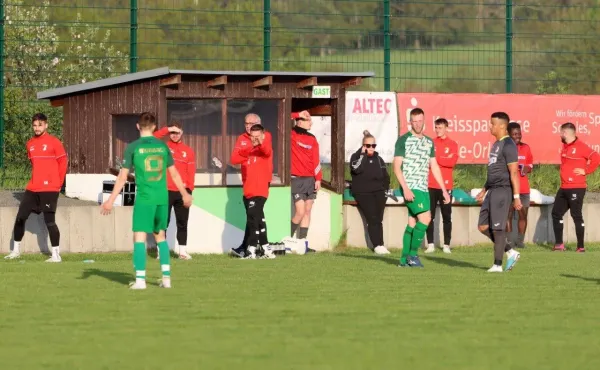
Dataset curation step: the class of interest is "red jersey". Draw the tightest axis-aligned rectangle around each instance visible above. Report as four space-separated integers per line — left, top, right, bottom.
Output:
290 126 322 181
230 133 273 198
516 142 533 194
560 138 600 189
428 136 458 190
230 131 273 184
26 133 68 192
153 127 195 191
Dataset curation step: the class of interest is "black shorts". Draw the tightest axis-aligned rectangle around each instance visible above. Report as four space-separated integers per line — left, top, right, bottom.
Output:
292 176 317 202
18 190 59 216
478 187 512 231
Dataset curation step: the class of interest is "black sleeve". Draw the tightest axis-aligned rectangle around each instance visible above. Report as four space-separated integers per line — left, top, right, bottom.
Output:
350 148 367 175
380 157 390 189
503 139 518 165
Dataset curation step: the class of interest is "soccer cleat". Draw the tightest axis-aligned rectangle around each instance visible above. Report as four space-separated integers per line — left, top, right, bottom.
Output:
505 250 520 271
45 255 62 263
576 247 585 253
442 245 452 254
552 244 565 251
424 244 435 254
178 252 192 260
487 265 503 273
4 251 21 260
398 263 409 268
159 278 172 288
261 246 276 259
230 246 247 258
408 256 424 268
374 246 391 255
129 281 147 290
246 246 257 259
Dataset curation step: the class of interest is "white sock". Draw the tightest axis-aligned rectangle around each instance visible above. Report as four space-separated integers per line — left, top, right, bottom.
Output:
13 241 21 253
179 245 187 254
51 246 60 257
135 277 145 284
428 243 434 248
444 244 450 248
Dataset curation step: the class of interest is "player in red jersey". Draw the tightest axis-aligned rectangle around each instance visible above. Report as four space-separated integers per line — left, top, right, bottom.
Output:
505 122 533 249
551 122 600 252
153 121 195 260
425 118 458 254
5 113 68 262
290 110 321 251
229 113 273 258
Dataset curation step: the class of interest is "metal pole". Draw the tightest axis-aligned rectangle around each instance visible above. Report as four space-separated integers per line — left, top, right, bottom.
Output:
383 0 391 91
505 0 513 93
130 0 138 73
263 0 271 71
0 0 5 168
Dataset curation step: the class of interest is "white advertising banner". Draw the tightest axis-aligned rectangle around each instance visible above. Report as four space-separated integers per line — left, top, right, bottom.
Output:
310 116 332 164
344 91 399 163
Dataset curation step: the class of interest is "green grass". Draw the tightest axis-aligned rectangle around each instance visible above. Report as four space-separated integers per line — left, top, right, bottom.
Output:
2 247 600 369
311 42 507 91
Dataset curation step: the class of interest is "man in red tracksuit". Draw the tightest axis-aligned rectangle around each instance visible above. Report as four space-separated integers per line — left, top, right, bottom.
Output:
506 121 534 249
425 118 458 254
5 113 68 262
552 122 600 252
229 113 273 258
290 110 321 251
230 123 274 259
153 121 195 260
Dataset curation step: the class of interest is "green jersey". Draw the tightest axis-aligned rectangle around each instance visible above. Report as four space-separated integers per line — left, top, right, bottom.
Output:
394 132 435 192
122 136 174 205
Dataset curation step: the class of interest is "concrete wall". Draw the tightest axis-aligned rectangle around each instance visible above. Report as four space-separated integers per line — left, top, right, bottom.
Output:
343 204 600 249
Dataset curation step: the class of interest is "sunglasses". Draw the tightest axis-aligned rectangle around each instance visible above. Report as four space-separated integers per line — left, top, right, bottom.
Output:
363 144 377 148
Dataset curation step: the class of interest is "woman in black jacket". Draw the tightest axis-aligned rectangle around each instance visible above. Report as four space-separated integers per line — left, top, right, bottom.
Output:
350 130 391 255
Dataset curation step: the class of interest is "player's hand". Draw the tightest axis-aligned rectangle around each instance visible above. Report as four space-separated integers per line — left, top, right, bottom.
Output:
475 189 486 203
258 133 265 144
100 201 113 215
168 126 182 135
314 180 321 191
513 197 523 211
402 187 415 202
574 168 586 176
442 190 451 204
182 193 193 208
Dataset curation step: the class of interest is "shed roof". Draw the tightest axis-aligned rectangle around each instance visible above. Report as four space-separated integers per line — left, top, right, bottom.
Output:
37 67 375 100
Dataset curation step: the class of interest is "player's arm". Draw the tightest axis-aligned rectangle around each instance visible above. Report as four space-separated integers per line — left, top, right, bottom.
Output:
153 126 171 139
350 149 367 175
230 136 252 165
584 146 600 174
255 131 273 157
523 145 534 174
436 141 458 168
186 148 196 193
429 158 448 193
392 137 409 191
312 137 322 186
54 139 68 186
505 144 521 197
380 157 391 189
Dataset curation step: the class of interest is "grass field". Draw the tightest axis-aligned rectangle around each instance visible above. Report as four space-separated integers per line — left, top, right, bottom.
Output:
2 246 599 370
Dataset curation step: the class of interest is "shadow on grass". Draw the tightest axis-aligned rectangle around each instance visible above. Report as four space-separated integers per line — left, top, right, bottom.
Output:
561 274 600 285
423 255 488 271
79 268 147 286
336 252 399 267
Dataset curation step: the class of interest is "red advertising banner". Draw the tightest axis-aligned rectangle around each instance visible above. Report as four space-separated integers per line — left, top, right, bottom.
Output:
396 93 600 164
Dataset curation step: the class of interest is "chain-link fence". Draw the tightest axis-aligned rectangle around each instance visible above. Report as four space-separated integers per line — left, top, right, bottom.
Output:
2 0 600 189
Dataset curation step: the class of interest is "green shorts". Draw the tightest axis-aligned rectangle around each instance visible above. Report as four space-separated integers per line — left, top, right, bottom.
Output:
400 189 430 217
132 204 169 233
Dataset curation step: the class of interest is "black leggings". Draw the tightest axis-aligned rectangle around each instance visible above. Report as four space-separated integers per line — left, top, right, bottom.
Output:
552 188 585 247
245 196 268 247
426 188 453 245
167 191 190 245
13 191 60 246
353 192 386 247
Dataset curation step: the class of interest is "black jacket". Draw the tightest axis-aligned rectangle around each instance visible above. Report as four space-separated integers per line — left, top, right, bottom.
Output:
349 147 390 194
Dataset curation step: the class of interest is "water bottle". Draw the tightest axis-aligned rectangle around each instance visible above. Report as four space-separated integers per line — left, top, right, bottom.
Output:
83 259 95 264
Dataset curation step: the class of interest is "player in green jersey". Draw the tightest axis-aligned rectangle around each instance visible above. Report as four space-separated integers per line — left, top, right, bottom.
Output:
101 112 193 290
394 108 450 268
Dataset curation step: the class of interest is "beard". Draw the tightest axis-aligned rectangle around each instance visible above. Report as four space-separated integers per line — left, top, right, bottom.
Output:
561 137 567 144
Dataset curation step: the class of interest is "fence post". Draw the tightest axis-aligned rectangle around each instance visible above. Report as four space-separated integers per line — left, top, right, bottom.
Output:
0 0 5 168
505 0 513 93
130 0 138 73
383 0 391 91
263 0 271 71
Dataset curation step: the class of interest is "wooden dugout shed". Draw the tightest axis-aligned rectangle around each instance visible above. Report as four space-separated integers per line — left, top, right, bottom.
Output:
37 67 374 193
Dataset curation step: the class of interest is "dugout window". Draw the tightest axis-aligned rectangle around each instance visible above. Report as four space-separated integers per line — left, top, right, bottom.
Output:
167 98 283 187
111 114 141 168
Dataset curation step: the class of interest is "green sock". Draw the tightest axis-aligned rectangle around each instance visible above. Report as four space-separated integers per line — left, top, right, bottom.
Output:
158 241 171 277
401 225 414 264
133 242 147 281
410 221 429 257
